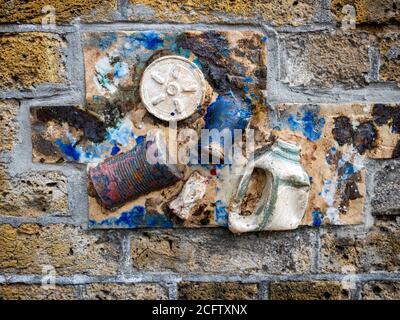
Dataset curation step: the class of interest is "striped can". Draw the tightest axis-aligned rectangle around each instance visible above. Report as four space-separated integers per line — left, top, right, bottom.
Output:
88 131 183 210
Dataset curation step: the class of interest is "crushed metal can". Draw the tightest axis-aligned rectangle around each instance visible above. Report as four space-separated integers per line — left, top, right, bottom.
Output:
88 130 184 210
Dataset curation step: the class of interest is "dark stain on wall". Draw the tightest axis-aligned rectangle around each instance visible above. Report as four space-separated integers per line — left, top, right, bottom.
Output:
177 31 233 94
332 116 353 146
337 160 362 213
33 106 107 143
31 128 61 161
176 31 266 95
353 121 377 154
332 116 377 154
372 103 400 133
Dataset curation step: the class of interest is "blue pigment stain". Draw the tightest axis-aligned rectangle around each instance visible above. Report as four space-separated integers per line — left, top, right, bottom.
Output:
287 110 325 141
193 58 202 69
136 135 145 144
93 95 101 103
110 144 120 156
215 200 229 226
106 122 133 146
326 146 337 165
177 47 191 58
113 61 129 79
312 210 323 227
341 162 355 181
244 76 253 83
302 111 325 141
90 206 173 228
343 163 355 175
126 31 164 51
136 31 164 50
97 33 117 51
243 85 249 93
205 94 251 133
55 139 80 161
309 176 313 184
288 114 301 131
261 36 267 43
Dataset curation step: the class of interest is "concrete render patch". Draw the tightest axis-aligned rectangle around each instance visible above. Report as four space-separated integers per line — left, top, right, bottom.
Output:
280 30 371 89
372 160 400 215
27 27 397 228
38 29 270 230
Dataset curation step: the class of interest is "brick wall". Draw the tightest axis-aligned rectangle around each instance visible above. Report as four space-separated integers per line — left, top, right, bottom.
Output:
0 0 399 300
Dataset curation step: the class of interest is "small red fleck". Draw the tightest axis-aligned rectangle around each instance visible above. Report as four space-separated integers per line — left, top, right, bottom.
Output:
210 168 217 176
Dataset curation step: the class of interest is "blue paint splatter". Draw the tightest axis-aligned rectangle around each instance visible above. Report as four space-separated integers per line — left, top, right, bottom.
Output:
215 200 229 226
287 110 325 141
321 179 333 204
55 139 80 161
135 31 163 50
136 135 145 144
177 47 191 58
302 111 325 141
243 85 249 93
244 76 253 83
261 36 267 43
193 58 202 69
343 163 355 176
110 144 120 156
341 162 356 181
326 146 337 165
205 94 251 133
125 31 164 52
312 210 323 227
106 121 133 146
97 33 117 51
90 206 173 228
113 61 129 79
288 114 301 131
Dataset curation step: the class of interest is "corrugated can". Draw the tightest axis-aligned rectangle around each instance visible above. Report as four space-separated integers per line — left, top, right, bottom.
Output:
88 131 183 210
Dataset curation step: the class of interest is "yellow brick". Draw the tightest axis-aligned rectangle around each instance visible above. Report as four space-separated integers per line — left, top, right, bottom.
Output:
0 100 19 152
0 171 68 217
0 0 117 24
331 0 400 25
84 283 168 300
128 0 319 26
0 284 77 300
0 33 66 90
270 281 351 300
0 224 120 275
378 30 400 87
178 282 258 300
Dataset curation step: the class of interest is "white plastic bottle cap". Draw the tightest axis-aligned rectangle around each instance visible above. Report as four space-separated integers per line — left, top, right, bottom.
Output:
140 55 205 121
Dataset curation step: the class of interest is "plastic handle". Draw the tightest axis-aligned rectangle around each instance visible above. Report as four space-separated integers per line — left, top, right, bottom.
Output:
228 155 277 233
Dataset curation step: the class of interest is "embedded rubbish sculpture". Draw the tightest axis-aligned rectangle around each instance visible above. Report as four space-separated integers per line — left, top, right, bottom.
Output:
140 55 205 122
169 171 209 221
88 130 184 210
228 140 310 233
201 93 252 160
